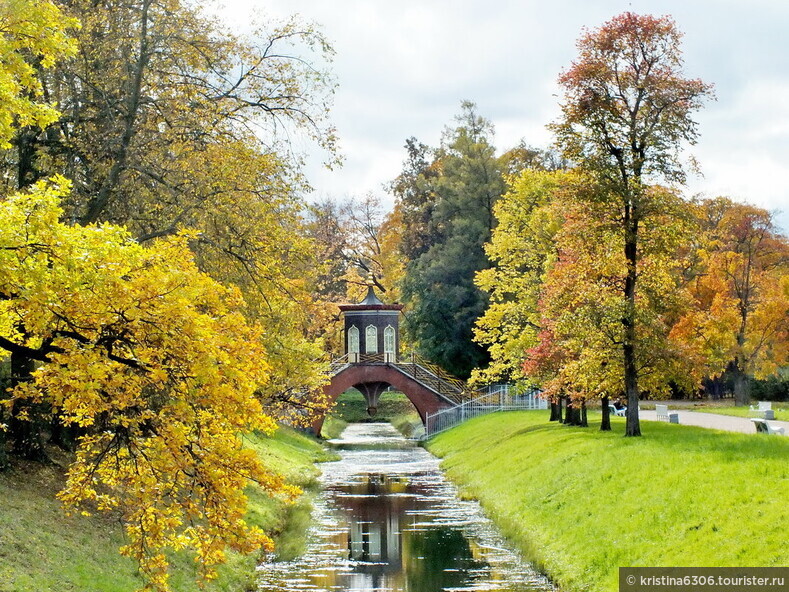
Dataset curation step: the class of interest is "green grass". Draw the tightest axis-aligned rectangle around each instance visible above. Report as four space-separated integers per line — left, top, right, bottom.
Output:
321 389 423 438
0 426 331 592
427 411 789 592
691 402 789 421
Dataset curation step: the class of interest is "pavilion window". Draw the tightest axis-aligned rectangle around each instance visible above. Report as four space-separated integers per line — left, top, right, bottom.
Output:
366 325 378 354
384 325 395 355
348 325 360 354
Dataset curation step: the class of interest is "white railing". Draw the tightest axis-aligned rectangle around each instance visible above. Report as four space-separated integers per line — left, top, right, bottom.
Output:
329 353 351 375
424 384 547 438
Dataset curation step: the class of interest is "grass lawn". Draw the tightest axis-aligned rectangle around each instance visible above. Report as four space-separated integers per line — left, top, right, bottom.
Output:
0 426 333 592
322 389 423 439
691 402 788 421
427 411 789 592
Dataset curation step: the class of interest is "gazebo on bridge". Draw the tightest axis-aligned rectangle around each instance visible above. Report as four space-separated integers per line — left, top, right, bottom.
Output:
311 281 469 436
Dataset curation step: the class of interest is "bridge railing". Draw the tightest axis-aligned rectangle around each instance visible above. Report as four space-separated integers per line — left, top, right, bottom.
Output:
328 353 351 375
424 384 547 438
398 351 468 393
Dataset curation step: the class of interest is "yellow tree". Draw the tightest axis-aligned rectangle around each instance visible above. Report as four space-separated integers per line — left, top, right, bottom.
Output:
4 0 336 424
0 0 76 150
0 181 293 591
472 169 564 386
0 0 78 461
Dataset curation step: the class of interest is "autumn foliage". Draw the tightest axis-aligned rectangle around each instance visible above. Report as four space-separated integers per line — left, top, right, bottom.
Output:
1 181 293 589
475 13 787 431
0 2 328 591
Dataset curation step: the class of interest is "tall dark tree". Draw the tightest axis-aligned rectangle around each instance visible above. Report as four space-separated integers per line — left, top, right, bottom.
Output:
389 138 442 261
397 102 506 378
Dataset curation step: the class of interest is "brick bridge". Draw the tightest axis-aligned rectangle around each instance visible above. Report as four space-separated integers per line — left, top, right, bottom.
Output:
311 352 469 436
310 281 470 436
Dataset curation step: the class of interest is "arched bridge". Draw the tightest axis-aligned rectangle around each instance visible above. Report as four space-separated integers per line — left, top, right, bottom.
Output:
310 352 470 436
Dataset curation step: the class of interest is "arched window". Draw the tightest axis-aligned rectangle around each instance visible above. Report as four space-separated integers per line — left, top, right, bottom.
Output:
384 325 396 355
347 325 359 354
365 325 378 353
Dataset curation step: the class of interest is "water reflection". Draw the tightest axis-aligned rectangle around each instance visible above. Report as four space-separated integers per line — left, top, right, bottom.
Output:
256 423 553 591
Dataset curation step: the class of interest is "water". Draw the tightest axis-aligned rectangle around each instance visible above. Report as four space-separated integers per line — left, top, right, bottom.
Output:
256 423 554 592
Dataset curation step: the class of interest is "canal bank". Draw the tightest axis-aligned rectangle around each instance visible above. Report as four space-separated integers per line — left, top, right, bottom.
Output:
426 410 789 592
256 422 554 591
0 426 332 592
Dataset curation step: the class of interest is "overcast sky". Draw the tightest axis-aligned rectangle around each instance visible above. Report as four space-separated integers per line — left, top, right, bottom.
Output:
223 1 789 233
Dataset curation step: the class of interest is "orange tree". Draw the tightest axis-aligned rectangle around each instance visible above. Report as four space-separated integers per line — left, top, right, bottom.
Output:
671 198 789 404
533 180 695 424
550 12 713 435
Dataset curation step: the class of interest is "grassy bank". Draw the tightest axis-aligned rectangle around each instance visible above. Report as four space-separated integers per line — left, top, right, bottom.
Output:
692 403 788 421
0 426 332 592
322 389 423 439
427 411 789 592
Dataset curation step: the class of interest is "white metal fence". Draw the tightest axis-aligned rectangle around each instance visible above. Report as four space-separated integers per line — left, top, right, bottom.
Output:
424 384 547 437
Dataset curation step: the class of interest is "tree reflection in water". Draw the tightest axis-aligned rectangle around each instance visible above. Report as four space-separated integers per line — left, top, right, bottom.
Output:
255 423 553 592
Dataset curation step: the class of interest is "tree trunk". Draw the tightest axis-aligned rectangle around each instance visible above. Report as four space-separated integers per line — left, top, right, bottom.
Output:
550 399 560 421
16 126 40 188
564 400 583 426
579 400 588 427
563 399 574 425
50 418 80 452
0 410 7 470
81 0 152 224
600 395 611 431
9 351 47 462
557 396 563 423
732 362 751 406
623 210 641 437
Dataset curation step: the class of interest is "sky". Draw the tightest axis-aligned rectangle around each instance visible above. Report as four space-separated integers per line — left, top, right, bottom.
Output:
222 0 789 233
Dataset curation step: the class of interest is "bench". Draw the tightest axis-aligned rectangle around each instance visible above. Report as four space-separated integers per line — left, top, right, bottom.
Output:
608 404 626 417
750 418 785 435
749 401 775 420
655 404 679 424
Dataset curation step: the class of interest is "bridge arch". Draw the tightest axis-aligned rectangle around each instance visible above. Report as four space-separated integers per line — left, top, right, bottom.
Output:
311 364 456 436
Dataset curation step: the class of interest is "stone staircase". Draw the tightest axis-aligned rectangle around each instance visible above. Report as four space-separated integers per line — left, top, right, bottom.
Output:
326 352 546 437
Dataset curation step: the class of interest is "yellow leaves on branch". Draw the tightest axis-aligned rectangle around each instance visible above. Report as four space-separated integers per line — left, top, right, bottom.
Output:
0 0 78 147
0 181 290 591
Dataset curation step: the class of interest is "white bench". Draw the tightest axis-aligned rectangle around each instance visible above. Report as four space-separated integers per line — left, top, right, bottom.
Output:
608 404 626 417
749 401 775 420
655 404 679 424
750 418 785 435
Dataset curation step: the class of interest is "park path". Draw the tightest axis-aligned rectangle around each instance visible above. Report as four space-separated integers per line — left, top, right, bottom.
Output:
639 409 789 436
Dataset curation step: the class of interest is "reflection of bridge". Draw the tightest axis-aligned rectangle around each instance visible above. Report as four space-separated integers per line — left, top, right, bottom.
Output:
311 282 546 436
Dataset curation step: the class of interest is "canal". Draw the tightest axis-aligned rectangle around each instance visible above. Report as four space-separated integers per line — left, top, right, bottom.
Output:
256 422 554 591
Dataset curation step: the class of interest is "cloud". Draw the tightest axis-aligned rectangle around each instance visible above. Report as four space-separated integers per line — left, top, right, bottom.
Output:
217 0 789 233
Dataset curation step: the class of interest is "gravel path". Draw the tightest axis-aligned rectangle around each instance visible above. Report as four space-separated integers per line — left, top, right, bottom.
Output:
639 409 789 436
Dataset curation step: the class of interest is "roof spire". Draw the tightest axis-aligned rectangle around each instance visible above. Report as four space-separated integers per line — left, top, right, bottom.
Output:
360 273 383 305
